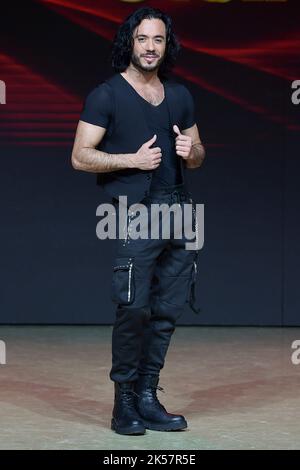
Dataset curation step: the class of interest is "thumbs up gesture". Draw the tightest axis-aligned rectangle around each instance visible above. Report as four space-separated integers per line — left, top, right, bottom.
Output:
134 134 162 170
173 124 192 160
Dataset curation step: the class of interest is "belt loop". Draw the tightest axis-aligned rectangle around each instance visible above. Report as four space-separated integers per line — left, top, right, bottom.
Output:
172 190 179 204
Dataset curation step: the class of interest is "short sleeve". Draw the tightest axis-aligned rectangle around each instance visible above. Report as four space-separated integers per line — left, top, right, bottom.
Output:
180 85 196 130
79 82 113 129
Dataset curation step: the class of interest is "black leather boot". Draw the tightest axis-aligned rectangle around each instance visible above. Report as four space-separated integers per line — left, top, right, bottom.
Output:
134 375 187 431
111 382 146 435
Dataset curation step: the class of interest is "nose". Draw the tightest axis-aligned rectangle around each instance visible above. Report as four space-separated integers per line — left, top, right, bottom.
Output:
146 39 155 51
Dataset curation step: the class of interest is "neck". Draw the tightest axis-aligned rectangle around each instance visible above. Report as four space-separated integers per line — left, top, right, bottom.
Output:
123 64 160 86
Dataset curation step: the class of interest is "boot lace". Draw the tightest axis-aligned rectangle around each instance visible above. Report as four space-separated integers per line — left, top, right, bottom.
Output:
120 389 140 402
150 385 166 410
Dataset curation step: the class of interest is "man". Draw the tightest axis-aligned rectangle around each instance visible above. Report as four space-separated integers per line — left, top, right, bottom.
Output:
71 6 205 435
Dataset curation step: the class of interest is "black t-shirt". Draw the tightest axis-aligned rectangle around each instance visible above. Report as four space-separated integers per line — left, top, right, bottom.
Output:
137 94 183 189
79 77 196 189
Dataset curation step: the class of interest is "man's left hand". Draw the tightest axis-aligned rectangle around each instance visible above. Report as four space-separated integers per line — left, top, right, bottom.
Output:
173 124 192 160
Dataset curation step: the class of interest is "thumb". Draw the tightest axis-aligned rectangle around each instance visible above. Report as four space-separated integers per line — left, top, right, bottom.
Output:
173 124 181 136
144 134 157 147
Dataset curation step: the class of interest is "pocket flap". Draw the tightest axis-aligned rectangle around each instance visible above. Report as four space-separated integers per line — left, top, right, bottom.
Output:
111 257 135 305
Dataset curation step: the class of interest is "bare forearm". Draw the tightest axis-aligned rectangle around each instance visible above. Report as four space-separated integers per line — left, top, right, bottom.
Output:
72 147 135 173
185 143 206 169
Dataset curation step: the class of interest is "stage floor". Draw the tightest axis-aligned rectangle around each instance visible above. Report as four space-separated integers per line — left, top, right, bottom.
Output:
0 326 299 450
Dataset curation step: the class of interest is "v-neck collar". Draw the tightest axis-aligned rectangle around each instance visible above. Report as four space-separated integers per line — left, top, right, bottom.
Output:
119 73 165 107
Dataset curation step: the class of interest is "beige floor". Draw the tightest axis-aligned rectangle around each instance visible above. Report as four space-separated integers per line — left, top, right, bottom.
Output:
0 325 299 450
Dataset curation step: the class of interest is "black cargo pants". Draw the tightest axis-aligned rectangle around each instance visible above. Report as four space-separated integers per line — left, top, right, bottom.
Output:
109 183 200 383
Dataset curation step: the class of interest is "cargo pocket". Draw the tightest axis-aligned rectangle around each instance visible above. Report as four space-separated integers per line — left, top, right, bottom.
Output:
187 253 201 314
111 257 135 305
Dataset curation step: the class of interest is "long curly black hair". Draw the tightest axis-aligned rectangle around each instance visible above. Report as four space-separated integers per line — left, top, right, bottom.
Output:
111 6 181 80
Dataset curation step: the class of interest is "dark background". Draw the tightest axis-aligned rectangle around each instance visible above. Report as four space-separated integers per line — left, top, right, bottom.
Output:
0 0 299 325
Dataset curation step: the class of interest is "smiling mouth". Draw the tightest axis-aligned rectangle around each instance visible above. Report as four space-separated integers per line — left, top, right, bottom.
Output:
143 56 158 63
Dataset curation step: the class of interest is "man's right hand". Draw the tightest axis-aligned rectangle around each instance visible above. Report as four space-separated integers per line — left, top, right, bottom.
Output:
131 134 162 170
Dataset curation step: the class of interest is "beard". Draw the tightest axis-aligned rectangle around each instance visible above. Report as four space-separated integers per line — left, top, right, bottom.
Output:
131 52 164 73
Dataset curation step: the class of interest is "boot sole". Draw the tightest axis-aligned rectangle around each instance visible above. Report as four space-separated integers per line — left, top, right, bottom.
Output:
111 418 146 435
141 419 188 432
